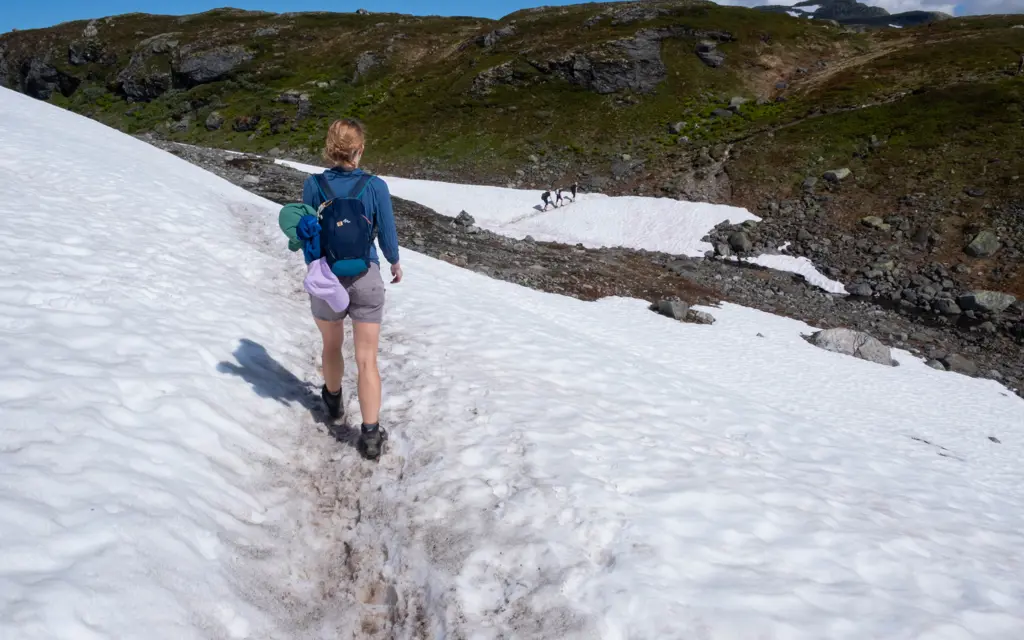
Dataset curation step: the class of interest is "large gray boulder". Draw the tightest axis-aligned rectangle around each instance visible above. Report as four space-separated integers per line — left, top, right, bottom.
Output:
964 229 1001 258
205 111 225 131
958 291 1017 313
172 45 253 87
808 328 895 366
728 231 753 253
654 300 690 320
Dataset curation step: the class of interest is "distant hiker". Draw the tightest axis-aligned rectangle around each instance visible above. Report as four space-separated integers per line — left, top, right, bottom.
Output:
541 190 552 210
301 118 401 460
1018 53 1024 76
555 188 564 207
569 181 578 202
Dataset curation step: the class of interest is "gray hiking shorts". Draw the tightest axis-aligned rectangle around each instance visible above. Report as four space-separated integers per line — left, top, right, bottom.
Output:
310 262 386 324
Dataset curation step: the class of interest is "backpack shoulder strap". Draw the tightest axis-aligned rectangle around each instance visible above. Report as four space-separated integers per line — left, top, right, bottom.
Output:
315 173 335 202
348 173 374 199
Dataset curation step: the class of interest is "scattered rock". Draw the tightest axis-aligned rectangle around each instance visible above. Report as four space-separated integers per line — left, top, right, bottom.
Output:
728 96 748 110
711 108 734 118
255 27 280 37
849 282 873 297
728 231 752 253
801 176 818 191
242 174 260 185
455 210 476 227
860 216 889 231
823 168 851 182
695 41 725 68
232 115 261 132
808 328 895 366
941 354 978 375
168 115 190 133
964 229 1001 258
926 359 947 370
654 300 690 321
205 111 224 131
958 290 1017 313
686 309 716 325
933 298 962 315
668 121 686 134
989 436 1001 443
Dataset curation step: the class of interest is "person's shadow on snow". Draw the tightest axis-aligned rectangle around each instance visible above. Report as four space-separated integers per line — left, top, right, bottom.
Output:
216 338 359 446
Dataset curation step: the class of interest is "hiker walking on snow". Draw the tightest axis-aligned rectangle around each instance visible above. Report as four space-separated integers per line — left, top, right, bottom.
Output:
301 118 401 460
555 188 564 207
541 190 552 211
569 181 578 202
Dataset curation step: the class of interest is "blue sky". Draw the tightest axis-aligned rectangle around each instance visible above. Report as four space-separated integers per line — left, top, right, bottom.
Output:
2 1 611 33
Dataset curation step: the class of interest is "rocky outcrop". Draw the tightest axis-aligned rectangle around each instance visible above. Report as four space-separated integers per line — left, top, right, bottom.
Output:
352 51 382 82
696 42 725 68
172 44 253 87
115 33 179 101
544 29 672 94
473 26 516 48
471 61 523 95
69 40 116 66
19 57 80 100
808 328 895 366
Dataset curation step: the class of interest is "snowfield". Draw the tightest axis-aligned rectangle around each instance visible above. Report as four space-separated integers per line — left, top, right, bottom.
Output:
277 159 848 294
4 87 1024 639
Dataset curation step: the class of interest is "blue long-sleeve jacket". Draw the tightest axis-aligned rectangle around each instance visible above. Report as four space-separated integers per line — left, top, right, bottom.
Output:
302 168 401 266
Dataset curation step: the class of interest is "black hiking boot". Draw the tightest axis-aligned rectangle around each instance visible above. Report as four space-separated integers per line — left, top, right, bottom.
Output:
357 423 388 461
321 385 342 420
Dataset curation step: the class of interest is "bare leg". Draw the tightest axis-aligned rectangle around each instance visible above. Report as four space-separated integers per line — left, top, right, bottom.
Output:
352 321 382 425
314 317 344 393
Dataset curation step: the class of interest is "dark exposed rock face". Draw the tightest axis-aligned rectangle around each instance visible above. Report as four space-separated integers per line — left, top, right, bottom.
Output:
172 44 253 87
69 40 116 66
474 27 734 96
544 29 674 95
19 58 80 100
115 33 179 101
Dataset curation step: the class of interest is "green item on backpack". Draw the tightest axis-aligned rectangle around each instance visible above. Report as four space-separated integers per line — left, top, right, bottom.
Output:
279 203 317 252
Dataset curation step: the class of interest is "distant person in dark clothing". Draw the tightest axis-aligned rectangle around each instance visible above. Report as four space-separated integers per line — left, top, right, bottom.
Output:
569 182 578 202
555 188 564 207
541 190 552 210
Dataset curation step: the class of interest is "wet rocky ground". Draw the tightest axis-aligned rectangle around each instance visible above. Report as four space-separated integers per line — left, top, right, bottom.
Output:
146 136 1024 397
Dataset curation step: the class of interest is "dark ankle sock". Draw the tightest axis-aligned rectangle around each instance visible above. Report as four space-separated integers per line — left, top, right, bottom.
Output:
361 422 379 432
324 385 341 397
